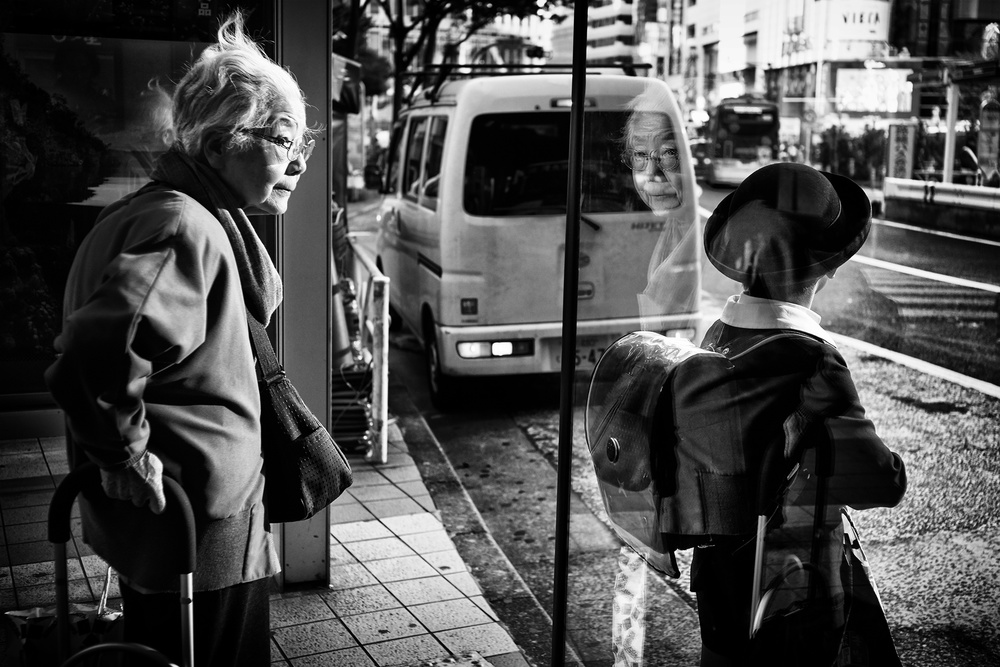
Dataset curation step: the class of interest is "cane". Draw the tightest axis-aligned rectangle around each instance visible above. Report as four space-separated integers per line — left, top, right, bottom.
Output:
49 462 197 667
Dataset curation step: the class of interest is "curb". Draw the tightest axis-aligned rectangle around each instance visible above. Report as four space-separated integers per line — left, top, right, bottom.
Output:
387 385 580 667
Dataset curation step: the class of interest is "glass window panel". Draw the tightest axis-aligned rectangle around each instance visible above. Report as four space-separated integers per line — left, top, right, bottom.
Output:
0 2 269 402
403 116 429 200
421 116 448 207
463 111 647 216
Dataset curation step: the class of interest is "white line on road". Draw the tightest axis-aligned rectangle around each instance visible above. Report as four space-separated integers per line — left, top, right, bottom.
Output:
873 218 1000 248
828 333 1000 400
699 306 1000 399
849 255 1000 293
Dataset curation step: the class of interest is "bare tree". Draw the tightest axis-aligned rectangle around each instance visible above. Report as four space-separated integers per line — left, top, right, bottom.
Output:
370 0 562 124
333 6 393 98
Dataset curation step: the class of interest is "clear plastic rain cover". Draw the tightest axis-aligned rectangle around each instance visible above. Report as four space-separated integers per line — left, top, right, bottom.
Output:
584 330 705 578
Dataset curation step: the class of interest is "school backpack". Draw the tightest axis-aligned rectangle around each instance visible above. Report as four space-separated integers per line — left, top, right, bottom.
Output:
584 329 818 577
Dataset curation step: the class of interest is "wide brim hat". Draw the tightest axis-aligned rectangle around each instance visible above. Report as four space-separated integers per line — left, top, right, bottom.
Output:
704 163 872 285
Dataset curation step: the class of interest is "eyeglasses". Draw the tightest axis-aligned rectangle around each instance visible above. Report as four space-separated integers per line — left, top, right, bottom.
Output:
239 128 315 162
622 146 680 172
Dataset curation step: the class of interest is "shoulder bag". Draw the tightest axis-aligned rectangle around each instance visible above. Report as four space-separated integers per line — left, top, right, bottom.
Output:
248 313 353 523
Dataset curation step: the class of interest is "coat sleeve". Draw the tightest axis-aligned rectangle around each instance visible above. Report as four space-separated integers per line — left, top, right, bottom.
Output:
45 200 218 470
797 347 907 510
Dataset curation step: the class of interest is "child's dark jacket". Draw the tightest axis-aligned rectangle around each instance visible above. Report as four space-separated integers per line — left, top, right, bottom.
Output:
691 294 906 652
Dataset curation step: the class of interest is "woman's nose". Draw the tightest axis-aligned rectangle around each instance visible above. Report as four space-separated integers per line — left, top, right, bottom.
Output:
287 153 307 175
643 157 665 180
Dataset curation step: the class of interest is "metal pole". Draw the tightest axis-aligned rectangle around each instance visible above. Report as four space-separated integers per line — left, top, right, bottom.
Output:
373 276 390 464
552 0 589 663
359 80 367 184
180 572 195 667
943 75 959 184
54 542 70 662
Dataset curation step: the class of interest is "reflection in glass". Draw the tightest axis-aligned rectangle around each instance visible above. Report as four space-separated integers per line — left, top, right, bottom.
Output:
1 33 207 397
563 78 704 666
622 89 685 213
620 85 701 332
463 111 641 216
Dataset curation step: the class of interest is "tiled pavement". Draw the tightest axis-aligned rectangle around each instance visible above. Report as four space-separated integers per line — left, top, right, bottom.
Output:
0 421 534 666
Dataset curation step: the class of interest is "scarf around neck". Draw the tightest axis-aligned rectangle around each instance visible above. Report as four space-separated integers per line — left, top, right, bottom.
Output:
150 149 282 324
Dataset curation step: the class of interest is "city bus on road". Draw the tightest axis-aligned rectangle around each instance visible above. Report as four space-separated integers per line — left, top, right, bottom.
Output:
375 72 702 408
705 95 780 186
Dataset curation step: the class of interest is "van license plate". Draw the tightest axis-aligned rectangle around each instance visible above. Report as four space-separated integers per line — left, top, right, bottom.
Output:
553 337 608 373
575 346 607 372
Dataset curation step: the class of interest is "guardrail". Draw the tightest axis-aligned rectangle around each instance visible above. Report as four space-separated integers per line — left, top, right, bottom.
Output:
882 177 1000 240
346 232 390 464
884 177 1000 211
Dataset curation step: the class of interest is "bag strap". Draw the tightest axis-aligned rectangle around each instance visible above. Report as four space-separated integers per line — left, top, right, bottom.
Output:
748 344 833 638
246 313 284 385
723 330 827 360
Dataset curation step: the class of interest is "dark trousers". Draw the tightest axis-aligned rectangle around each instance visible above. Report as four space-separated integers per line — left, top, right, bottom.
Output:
120 578 271 667
692 542 755 665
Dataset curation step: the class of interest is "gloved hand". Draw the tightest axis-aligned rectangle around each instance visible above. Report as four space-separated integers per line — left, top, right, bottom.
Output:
99 451 167 514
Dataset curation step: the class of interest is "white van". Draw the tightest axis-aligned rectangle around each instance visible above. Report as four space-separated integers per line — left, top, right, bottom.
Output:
375 72 702 408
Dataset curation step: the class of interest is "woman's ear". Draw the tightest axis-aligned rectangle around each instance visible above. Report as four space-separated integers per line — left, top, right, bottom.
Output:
159 128 176 149
203 131 230 169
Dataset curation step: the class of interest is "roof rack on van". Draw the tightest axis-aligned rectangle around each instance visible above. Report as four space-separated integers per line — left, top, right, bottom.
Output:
411 62 652 103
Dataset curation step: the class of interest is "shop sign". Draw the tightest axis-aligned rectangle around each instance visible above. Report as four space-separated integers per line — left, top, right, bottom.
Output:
829 0 890 41
781 35 812 56
887 123 915 180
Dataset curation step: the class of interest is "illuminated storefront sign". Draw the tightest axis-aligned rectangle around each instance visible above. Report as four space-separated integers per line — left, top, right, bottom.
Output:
835 67 913 113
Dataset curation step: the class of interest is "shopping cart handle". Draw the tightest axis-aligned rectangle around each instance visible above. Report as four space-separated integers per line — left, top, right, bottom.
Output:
48 462 197 574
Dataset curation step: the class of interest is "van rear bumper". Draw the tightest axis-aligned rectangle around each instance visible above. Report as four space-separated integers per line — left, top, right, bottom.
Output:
436 313 701 377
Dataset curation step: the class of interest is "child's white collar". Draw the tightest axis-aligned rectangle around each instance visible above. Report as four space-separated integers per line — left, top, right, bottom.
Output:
719 294 838 348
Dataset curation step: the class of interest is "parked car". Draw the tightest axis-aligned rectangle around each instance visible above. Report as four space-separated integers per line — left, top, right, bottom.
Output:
375 72 703 408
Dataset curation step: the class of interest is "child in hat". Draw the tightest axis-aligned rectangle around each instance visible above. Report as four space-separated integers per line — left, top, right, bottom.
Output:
694 162 907 666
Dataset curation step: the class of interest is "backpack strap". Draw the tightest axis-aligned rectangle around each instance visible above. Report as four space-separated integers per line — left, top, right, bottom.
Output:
706 329 828 359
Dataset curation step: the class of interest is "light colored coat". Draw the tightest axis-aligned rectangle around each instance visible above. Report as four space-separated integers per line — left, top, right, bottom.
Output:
46 183 279 592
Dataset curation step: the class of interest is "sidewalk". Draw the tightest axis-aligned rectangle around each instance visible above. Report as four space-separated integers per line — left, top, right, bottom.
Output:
0 403 536 666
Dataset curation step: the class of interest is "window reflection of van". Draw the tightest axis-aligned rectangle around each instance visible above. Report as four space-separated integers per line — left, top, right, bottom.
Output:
375 74 702 408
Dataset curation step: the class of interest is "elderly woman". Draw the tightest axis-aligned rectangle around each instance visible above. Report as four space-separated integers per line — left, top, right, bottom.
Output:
45 12 313 666
621 84 700 325
622 86 686 214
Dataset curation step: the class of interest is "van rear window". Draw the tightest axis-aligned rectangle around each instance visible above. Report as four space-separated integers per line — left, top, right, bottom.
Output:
464 112 644 216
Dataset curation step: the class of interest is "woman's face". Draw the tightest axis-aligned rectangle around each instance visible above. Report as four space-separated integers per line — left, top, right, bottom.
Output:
214 100 309 215
627 112 684 213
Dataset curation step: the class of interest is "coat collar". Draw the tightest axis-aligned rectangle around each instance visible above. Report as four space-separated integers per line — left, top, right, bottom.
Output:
719 293 838 348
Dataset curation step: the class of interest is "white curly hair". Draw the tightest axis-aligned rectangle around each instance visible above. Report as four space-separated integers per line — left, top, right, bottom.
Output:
171 10 309 157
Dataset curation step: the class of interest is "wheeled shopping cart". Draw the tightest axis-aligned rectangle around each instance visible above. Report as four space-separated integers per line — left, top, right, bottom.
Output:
48 463 197 667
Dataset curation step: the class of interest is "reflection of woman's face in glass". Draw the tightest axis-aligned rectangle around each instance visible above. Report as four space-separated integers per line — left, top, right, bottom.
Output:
626 112 683 213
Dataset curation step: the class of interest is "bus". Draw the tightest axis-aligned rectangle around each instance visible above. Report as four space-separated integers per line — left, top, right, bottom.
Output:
704 95 780 186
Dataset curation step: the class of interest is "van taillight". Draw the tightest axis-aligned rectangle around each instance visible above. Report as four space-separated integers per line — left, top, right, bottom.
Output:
457 340 534 359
